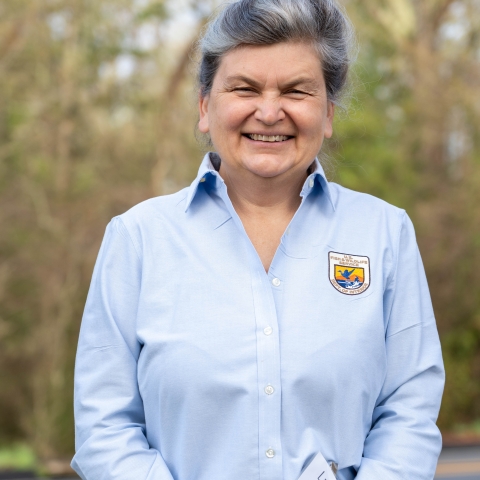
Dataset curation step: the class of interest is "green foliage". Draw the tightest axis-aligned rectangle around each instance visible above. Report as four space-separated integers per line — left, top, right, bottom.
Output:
136 2 168 21
0 444 36 470
454 419 480 435
334 0 480 429
0 0 199 466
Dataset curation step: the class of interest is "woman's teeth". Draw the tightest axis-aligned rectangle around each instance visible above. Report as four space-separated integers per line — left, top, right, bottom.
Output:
247 134 290 142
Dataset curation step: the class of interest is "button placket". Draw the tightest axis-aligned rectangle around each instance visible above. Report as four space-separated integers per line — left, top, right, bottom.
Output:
251 269 283 479
217 185 283 479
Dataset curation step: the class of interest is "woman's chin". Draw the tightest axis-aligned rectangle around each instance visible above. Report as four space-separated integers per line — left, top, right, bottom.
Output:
241 156 295 179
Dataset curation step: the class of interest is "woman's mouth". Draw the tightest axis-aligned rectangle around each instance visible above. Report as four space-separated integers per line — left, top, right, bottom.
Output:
244 134 293 142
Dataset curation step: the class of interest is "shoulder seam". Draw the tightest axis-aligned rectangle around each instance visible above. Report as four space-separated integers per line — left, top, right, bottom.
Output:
329 182 406 213
115 216 142 261
384 209 407 332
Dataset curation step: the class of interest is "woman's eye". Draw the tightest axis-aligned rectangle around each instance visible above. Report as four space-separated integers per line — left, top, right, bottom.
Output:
286 90 308 96
234 87 256 93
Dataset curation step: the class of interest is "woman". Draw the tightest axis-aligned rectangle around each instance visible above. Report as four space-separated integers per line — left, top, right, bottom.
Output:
71 0 444 479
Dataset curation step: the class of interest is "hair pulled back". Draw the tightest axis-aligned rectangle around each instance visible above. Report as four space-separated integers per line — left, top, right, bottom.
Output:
198 0 356 106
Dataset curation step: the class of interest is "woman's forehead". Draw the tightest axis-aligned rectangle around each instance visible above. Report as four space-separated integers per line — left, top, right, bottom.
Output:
215 42 324 85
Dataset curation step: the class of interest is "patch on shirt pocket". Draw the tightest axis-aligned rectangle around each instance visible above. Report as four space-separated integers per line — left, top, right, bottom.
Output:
328 251 371 296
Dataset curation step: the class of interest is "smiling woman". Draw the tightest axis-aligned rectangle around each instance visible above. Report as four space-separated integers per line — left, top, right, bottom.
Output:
198 42 333 181
71 1 445 480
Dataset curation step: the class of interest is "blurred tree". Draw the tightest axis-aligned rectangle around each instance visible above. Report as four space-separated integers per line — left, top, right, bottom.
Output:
0 0 203 465
335 0 480 427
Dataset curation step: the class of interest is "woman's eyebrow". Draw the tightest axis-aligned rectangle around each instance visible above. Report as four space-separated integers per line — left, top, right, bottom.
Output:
281 77 321 90
223 74 320 90
224 75 263 88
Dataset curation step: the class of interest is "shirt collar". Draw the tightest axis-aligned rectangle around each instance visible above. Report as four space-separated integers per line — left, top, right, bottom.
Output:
184 152 335 212
301 157 335 210
184 152 223 212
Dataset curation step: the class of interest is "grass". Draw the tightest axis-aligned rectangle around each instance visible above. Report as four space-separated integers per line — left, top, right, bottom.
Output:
0 443 36 470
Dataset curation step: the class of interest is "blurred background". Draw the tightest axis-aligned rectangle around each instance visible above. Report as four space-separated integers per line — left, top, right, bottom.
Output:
0 0 479 475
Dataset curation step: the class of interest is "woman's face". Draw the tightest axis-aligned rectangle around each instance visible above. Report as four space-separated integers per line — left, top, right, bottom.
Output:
198 42 334 180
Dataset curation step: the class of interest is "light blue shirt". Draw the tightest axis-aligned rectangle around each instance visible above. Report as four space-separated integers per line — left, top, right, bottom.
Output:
72 153 444 480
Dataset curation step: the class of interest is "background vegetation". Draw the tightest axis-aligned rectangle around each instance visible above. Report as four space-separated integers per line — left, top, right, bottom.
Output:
0 0 478 471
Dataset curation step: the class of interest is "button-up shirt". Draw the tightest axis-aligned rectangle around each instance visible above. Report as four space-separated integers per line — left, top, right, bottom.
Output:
72 153 444 480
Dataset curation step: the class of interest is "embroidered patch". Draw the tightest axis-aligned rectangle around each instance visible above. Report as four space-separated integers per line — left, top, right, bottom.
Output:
328 251 370 295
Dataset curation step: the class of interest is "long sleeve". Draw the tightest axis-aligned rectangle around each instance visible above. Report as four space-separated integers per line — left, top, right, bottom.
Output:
71 217 174 480
355 213 445 480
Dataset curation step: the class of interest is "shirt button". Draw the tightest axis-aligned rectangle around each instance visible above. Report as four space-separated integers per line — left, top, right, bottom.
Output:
309 178 314 188
263 326 273 336
264 385 275 395
199 177 206 183
266 448 275 458
272 277 281 287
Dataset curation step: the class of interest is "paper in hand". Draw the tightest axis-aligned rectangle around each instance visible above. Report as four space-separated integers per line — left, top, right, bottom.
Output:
298 451 337 480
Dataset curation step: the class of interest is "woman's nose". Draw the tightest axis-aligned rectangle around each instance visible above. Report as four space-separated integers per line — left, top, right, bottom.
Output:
254 96 285 125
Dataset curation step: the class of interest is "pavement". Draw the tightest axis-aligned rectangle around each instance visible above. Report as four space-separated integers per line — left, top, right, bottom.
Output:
435 445 480 479
0 445 479 480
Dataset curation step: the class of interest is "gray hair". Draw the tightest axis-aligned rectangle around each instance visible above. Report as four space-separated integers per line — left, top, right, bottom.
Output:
198 0 357 106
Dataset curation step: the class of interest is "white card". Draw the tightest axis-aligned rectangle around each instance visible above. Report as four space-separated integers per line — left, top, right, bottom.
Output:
298 452 337 480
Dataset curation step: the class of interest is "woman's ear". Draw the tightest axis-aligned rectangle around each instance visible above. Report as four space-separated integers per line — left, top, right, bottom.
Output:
324 101 335 139
198 93 210 133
